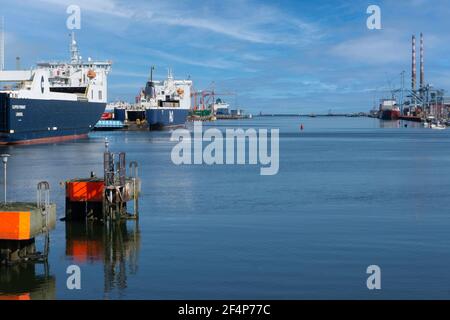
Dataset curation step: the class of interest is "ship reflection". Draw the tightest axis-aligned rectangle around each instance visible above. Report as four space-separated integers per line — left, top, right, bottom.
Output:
65 221 141 297
379 120 423 128
0 263 56 300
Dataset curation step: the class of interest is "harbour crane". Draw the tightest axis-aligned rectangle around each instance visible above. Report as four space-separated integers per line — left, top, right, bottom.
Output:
191 82 236 111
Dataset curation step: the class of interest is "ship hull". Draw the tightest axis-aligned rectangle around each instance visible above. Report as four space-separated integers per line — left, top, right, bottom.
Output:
145 108 189 130
380 109 401 120
0 94 105 144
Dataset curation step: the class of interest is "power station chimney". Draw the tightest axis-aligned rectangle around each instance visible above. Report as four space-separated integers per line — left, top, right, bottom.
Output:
420 32 424 89
412 35 416 92
0 17 4 71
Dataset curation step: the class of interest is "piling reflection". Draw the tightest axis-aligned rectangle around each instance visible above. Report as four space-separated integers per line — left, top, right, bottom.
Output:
65 221 140 296
0 262 56 300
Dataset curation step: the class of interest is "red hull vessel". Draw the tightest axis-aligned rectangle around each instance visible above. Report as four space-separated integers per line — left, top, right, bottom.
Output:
380 109 401 120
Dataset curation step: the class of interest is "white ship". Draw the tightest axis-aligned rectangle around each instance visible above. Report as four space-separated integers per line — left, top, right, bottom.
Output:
0 31 112 144
211 98 230 115
137 69 192 130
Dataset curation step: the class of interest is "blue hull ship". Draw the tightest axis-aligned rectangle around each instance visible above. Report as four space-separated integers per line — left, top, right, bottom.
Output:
135 68 193 130
0 31 111 145
0 94 105 144
146 108 190 130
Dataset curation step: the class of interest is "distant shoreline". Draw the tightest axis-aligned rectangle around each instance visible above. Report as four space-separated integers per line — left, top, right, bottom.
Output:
256 113 368 117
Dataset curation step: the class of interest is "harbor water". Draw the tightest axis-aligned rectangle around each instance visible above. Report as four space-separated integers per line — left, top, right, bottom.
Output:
2 116 450 299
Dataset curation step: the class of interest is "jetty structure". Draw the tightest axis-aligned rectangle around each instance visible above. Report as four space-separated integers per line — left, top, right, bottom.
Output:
0 181 56 265
64 141 140 222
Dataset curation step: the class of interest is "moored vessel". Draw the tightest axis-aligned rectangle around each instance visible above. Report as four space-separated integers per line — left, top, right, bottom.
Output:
0 32 111 145
379 99 400 120
137 69 192 130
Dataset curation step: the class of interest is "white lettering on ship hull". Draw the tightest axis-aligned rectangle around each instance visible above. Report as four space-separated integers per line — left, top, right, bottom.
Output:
11 105 26 110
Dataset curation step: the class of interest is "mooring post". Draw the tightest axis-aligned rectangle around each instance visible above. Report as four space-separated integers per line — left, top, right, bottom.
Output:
37 181 51 261
129 161 139 218
133 178 138 218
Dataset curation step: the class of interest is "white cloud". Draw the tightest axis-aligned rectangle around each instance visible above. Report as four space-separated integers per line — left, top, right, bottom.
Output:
31 0 321 45
331 32 410 64
145 48 239 70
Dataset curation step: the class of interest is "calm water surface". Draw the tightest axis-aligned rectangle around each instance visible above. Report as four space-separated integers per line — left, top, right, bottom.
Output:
1 116 450 299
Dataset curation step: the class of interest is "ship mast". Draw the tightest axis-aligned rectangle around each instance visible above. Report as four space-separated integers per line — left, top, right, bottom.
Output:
150 66 154 83
0 16 4 71
70 31 81 64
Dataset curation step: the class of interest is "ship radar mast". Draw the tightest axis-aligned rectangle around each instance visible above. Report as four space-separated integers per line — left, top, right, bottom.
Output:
0 16 4 71
70 31 81 64
149 65 155 83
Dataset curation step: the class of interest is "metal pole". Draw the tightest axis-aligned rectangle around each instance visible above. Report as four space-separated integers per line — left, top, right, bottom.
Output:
400 71 405 115
1 154 10 204
412 35 416 109
3 161 5 203
0 16 4 71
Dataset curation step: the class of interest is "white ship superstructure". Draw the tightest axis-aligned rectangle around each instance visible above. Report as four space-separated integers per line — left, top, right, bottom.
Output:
211 98 230 115
138 69 193 129
138 69 192 110
36 32 111 103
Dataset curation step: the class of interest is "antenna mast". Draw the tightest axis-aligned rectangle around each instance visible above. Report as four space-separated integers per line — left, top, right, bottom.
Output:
70 31 80 64
0 17 4 71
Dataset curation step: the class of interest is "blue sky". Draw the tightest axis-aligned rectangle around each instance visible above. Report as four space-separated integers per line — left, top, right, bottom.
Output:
2 0 450 113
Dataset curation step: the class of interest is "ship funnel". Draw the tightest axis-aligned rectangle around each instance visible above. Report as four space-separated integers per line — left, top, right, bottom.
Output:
420 32 424 89
411 35 416 92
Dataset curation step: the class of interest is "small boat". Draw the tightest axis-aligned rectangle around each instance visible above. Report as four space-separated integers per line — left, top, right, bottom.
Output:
94 120 125 131
431 123 446 130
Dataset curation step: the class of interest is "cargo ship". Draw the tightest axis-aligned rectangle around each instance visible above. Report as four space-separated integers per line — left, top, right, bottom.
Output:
212 98 230 115
137 69 192 130
379 99 401 120
0 32 111 144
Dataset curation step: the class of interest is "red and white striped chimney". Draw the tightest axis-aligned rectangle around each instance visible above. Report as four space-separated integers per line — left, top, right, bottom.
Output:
420 33 424 89
412 35 416 92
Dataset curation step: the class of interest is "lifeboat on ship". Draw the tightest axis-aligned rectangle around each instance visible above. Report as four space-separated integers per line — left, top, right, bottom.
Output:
87 69 97 79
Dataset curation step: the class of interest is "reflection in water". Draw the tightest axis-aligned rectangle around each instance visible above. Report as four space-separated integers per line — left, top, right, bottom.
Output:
65 221 140 298
379 120 423 128
0 262 56 300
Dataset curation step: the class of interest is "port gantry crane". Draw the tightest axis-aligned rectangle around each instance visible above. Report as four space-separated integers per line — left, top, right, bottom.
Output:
191 82 236 111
